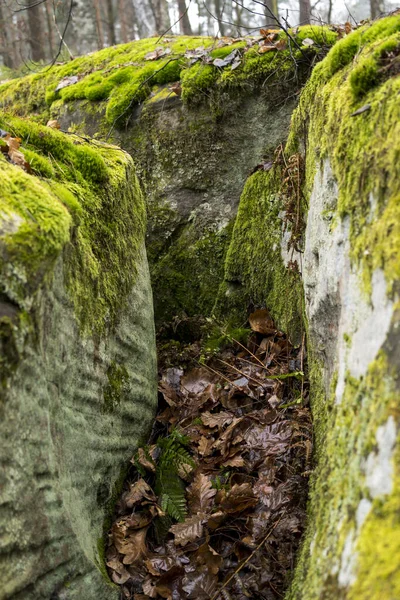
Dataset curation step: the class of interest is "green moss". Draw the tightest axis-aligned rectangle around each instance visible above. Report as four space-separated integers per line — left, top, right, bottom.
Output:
285 17 400 597
103 361 130 413
287 353 400 599
152 221 234 325
349 451 400 600
0 30 336 127
289 13 400 299
0 112 146 337
215 168 303 343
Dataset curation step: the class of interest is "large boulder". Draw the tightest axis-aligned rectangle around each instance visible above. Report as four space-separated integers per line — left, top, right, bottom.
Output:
219 15 400 598
0 115 157 599
0 31 336 325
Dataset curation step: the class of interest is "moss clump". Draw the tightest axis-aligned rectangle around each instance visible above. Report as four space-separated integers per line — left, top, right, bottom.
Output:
288 13 400 299
0 113 146 337
103 361 130 413
284 15 400 598
215 167 304 344
287 353 400 600
151 222 234 325
0 30 336 127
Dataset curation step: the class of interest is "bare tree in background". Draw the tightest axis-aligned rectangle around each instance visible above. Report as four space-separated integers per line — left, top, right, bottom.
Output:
26 0 46 61
264 0 279 27
370 0 385 18
72 0 98 54
178 0 193 34
299 0 311 23
105 0 117 45
93 0 105 48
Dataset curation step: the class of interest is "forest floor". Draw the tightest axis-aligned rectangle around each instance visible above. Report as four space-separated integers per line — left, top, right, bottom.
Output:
106 310 312 600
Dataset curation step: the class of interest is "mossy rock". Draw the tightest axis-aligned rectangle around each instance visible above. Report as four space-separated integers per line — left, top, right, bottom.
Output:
0 31 336 326
0 114 157 599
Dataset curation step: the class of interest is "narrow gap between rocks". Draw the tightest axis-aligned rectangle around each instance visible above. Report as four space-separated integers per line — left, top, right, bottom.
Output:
106 309 312 600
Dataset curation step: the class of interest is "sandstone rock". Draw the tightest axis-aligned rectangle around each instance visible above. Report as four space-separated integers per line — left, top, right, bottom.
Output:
0 120 157 600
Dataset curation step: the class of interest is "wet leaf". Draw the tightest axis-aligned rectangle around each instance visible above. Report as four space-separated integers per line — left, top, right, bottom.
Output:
188 473 216 514
170 514 204 546
124 478 156 508
46 119 60 129
248 308 275 334
55 75 79 91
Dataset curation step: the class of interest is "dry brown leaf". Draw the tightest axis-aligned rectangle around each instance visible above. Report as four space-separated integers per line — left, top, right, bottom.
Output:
201 410 234 429
259 44 278 53
249 308 275 334
188 473 217 514
124 478 156 508
145 46 172 60
181 367 215 394
132 447 156 472
169 81 182 96
106 556 131 585
197 436 214 457
122 528 149 564
220 483 257 513
46 119 60 129
55 75 79 91
194 542 222 575
170 514 204 546
220 453 245 468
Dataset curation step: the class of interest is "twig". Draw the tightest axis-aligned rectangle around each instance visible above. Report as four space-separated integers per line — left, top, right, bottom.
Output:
211 516 282 600
156 0 193 44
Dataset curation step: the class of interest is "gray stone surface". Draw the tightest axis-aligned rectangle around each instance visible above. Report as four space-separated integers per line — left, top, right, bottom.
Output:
0 248 157 599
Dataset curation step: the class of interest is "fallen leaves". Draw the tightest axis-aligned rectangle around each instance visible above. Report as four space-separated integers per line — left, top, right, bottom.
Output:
55 74 79 91
46 119 61 129
145 47 172 61
0 129 31 172
106 311 312 599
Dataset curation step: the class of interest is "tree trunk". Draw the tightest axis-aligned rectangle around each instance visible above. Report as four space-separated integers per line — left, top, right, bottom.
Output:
93 0 105 49
370 0 384 18
119 0 129 42
0 2 16 68
299 0 311 24
131 0 156 37
327 0 333 24
177 0 192 35
264 0 278 27
214 0 225 36
105 0 116 45
26 0 46 62
45 0 56 59
71 0 98 55
151 0 171 34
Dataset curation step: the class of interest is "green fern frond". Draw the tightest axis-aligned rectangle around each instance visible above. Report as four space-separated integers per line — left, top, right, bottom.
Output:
154 429 195 523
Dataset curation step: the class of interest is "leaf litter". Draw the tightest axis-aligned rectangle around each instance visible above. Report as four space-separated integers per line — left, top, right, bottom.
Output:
107 309 312 599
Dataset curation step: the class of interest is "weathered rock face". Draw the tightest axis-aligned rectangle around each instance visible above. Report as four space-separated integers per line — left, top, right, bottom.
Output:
2 18 400 600
0 31 335 325
0 119 157 599
219 15 400 599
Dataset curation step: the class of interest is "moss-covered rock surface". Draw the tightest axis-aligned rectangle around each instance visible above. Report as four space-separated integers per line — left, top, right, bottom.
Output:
215 14 400 598
0 115 157 599
0 30 336 325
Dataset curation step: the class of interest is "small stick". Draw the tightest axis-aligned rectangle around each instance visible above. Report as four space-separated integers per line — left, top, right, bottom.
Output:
211 516 282 600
